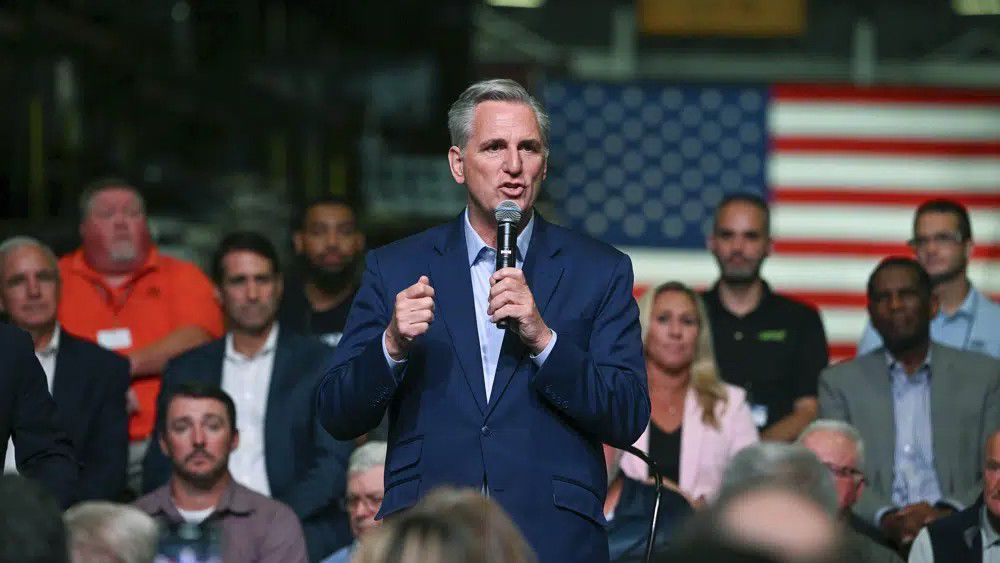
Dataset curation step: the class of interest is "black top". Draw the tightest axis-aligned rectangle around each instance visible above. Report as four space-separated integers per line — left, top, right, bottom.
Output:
702 282 829 431
278 274 356 348
608 476 692 563
648 422 682 483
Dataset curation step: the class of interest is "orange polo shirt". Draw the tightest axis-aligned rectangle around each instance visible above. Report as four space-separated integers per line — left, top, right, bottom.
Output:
58 247 224 441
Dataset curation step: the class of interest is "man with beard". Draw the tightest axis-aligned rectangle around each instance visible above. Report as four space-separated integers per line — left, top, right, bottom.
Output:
280 198 365 348
819 257 1000 548
702 193 829 441
134 381 308 563
858 199 1000 359
143 231 355 561
58 178 224 489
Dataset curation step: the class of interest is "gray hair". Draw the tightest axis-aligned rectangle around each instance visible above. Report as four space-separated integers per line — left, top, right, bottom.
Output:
720 442 838 516
64 502 159 563
447 79 550 153
79 177 146 218
348 441 387 476
798 419 866 467
0 236 60 279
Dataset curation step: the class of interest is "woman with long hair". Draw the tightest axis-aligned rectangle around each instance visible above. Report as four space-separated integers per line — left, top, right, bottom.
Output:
620 281 758 506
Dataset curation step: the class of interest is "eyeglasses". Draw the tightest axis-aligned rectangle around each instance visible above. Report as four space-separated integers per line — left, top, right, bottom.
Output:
907 232 964 249
340 493 383 512
823 461 866 485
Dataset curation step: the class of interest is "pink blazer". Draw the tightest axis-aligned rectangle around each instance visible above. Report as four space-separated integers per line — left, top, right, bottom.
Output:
620 383 759 502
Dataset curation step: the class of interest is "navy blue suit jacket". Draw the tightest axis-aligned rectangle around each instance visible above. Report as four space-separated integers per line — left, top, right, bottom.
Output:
142 328 354 562
317 213 650 563
0 322 78 507
54 331 129 502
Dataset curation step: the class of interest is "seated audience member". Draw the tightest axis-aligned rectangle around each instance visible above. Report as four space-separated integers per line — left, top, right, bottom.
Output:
280 197 365 348
134 382 308 563
321 441 386 563
143 231 354 560
0 474 68 563
57 178 224 491
819 257 1000 546
702 194 828 440
604 444 692 562
858 199 1000 359
354 486 537 563
0 236 129 502
798 420 903 563
64 501 158 563
719 442 838 516
908 427 1000 563
0 321 77 508
621 281 758 504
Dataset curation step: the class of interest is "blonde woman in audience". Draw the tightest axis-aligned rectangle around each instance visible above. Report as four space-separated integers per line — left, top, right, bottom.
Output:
620 281 759 506
64 501 159 563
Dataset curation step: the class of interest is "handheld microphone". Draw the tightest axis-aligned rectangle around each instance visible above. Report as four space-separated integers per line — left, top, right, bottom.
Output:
494 201 522 329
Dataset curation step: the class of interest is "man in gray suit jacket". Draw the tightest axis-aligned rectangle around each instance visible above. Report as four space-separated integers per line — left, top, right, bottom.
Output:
819 257 1000 549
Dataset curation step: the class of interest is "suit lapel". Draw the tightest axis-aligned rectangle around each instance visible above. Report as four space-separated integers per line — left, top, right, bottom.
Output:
263 330 291 483
859 353 896 489
486 215 564 416
430 217 487 415
52 336 78 420
928 344 952 489
677 388 702 492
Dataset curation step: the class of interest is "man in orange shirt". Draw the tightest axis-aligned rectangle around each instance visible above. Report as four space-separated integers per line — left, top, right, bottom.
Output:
58 178 224 493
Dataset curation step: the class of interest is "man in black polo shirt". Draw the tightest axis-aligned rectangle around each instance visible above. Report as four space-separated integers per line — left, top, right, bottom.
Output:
702 193 829 442
279 197 365 348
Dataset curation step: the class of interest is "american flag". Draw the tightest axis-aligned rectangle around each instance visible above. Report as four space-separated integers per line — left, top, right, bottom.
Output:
541 80 1000 361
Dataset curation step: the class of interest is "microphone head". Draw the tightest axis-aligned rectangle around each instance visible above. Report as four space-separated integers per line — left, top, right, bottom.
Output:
494 200 522 225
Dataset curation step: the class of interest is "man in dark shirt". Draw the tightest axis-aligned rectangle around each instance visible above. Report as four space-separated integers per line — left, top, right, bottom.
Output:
702 193 829 441
279 198 365 348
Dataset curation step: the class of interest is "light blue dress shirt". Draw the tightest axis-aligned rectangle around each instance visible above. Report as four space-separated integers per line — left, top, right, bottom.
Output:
859 286 1000 359
319 543 353 563
886 353 943 509
382 209 556 401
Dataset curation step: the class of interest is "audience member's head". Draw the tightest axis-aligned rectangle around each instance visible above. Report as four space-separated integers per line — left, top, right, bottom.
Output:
78 177 152 275
211 231 283 336
985 428 1000 521
0 237 60 334
910 199 973 285
0 474 67 563
709 193 772 285
865 257 936 353
292 197 365 291
637 281 727 428
64 501 159 563
720 442 838 517
354 486 537 563
797 420 866 515
158 382 239 490
345 441 387 540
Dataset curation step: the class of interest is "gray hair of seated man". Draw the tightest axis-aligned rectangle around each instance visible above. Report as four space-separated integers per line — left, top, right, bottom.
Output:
447 79 550 154
348 441 388 476
64 501 159 563
719 442 838 517
0 236 60 278
797 419 866 468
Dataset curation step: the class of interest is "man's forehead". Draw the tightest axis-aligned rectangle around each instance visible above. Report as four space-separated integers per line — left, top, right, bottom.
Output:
91 187 142 208
915 211 960 232
471 101 541 136
167 397 228 419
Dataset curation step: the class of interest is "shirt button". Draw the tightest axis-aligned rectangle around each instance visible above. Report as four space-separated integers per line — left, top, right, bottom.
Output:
481 426 491 437
734 331 743 341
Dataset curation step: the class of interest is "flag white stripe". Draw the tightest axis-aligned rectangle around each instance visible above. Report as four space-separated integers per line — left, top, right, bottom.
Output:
770 154 1000 190
772 205 1000 244
770 102 1000 140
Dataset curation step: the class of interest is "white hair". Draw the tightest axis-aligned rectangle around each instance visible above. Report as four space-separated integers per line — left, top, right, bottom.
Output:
447 79 550 153
64 502 159 563
798 418 866 467
349 441 387 475
720 442 838 517
0 236 59 279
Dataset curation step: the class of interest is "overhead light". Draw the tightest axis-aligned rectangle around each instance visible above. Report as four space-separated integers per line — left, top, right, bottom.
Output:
486 0 546 8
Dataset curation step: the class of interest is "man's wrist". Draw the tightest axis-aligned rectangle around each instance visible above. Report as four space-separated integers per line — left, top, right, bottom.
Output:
384 329 407 361
529 325 553 356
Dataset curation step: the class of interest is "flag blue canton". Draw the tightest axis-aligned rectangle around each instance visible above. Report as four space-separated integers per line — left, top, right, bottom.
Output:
542 81 770 249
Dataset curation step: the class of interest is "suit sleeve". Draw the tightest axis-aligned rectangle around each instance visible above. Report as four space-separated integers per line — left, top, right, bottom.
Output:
141 358 183 493
530 253 650 448
10 331 79 507
317 250 401 441
77 353 129 502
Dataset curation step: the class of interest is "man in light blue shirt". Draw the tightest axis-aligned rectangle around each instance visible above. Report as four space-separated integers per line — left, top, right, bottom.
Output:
858 199 1000 359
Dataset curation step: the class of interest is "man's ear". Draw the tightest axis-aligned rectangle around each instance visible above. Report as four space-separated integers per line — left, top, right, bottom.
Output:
230 429 240 452
292 232 304 255
159 434 169 457
448 147 465 184
929 292 940 318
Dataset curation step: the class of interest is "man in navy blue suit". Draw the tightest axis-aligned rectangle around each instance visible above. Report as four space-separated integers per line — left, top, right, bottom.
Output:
0 237 129 502
143 232 354 561
317 79 650 562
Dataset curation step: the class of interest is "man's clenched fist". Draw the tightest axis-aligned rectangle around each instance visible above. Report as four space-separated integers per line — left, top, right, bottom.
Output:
385 275 435 361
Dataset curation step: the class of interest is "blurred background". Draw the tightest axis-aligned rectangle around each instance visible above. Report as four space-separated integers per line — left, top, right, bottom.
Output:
1 0 997 358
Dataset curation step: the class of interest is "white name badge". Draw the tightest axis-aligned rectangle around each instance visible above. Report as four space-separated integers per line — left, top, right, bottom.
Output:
96 328 133 350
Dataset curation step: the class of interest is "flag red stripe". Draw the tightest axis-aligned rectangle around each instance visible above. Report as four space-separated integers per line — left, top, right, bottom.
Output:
771 189 1000 208
772 84 1000 106
772 137 1000 157
773 240 1000 259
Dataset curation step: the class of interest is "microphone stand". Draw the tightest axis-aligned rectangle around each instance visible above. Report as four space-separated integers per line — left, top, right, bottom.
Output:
621 445 663 563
